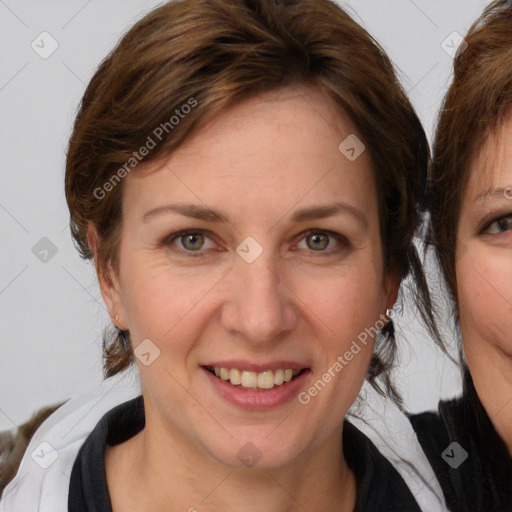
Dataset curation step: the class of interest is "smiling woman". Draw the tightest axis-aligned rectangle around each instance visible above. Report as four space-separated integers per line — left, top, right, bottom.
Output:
1 0 444 510
410 1 512 510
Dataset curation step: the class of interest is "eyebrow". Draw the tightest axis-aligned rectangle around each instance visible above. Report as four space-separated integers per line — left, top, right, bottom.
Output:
475 187 512 201
290 202 367 226
143 203 228 223
142 201 367 227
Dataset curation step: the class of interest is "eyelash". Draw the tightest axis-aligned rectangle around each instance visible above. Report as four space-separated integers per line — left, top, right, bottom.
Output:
162 229 350 257
480 214 512 235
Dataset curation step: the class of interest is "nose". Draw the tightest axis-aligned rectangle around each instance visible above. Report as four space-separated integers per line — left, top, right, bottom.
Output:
220 251 298 346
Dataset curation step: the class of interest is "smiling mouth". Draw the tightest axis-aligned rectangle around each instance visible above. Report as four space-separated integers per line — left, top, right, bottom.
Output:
204 365 306 391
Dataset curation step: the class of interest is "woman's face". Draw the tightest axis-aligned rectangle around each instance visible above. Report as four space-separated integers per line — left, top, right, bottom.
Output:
99 85 397 469
456 116 512 377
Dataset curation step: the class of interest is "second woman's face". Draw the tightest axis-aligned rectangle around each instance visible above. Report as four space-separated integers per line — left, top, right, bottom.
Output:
101 85 397 469
456 117 512 377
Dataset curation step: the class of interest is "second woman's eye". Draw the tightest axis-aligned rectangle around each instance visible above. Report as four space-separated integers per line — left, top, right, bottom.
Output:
484 215 512 235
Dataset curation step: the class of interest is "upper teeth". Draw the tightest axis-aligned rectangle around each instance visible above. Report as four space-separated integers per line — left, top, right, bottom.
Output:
213 367 301 389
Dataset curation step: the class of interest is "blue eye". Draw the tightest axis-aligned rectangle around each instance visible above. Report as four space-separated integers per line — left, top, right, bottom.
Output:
484 215 512 235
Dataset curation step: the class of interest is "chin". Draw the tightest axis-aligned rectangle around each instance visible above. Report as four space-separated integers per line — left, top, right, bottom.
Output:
201 431 306 470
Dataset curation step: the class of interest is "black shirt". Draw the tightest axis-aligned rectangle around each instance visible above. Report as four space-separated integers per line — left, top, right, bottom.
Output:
69 395 422 511
409 370 512 512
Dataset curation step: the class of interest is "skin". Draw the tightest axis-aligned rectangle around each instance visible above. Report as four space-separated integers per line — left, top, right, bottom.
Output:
456 115 512 455
90 85 398 511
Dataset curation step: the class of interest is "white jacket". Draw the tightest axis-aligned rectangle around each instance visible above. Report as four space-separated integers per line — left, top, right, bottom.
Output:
0 370 447 512
0 368 141 512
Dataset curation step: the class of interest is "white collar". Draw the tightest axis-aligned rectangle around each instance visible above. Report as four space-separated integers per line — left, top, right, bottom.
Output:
1 373 446 511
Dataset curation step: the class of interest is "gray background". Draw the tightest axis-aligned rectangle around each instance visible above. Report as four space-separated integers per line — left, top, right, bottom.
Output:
0 0 490 430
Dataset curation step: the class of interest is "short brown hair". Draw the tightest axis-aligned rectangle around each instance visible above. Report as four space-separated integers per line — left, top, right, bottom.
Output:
65 0 440 402
428 0 512 311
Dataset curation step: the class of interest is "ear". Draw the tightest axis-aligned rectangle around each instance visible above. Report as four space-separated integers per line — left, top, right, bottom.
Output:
87 223 127 330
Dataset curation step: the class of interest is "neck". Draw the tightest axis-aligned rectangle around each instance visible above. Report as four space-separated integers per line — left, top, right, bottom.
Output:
106 416 356 512
466 345 512 456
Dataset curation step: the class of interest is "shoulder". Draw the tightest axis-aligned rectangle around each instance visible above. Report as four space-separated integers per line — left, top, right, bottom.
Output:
343 420 422 512
407 398 463 508
347 383 448 511
68 395 144 510
0 369 141 512
344 381 451 512
408 393 512 512
408 397 462 459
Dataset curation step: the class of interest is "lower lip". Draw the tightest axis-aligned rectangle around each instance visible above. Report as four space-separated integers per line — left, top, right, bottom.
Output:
202 368 310 410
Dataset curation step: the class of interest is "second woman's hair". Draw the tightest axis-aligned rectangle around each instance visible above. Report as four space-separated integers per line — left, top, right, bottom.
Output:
428 0 512 312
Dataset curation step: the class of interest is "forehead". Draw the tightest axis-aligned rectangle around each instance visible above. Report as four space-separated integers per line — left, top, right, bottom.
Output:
466 115 512 202
122 85 376 220
145 85 361 166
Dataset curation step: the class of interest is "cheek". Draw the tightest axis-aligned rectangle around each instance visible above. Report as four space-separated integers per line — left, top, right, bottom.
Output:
290 265 386 429
119 253 227 349
457 252 512 353
303 260 386 331
293 261 386 371
120 246 386 368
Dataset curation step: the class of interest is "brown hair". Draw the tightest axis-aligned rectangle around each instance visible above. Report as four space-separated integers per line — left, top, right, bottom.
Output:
426 4 512 506
428 0 512 310
65 0 441 404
